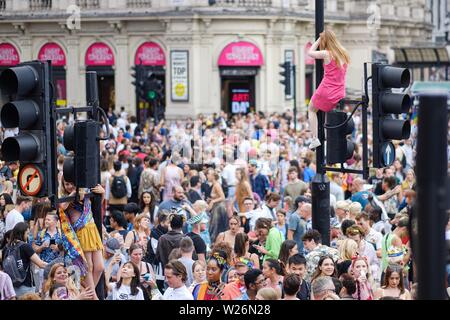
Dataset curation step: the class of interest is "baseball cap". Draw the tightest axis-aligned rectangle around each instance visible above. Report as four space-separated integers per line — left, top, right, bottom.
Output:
123 202 140 214
249 159 258 167
105 238 121 254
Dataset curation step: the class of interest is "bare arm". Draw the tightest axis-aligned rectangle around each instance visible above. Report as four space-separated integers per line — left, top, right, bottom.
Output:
124 231 134 251
30 253 47 269
287 229 294 241
307 37 329 60
197 253 206 263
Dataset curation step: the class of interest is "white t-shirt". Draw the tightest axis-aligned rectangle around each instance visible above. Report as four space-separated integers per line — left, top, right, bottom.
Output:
244 209 271 231
111 283 144 300
222 164 237 187
162 286 193 300
5 209 24 232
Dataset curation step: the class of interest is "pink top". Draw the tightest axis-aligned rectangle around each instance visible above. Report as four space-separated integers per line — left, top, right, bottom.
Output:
311 57 347 112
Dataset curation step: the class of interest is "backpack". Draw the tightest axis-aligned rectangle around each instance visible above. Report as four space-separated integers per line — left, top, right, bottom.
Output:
111 175 128 198
3 241 28 287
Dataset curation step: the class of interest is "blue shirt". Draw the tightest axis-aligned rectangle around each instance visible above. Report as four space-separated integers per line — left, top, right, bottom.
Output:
288 213 306 255
250 173 269 201
351 191 370 209
303 167 316 183
34 229 63 263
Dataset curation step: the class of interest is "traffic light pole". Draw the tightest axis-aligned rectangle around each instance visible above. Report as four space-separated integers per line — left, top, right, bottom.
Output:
415 92 448 300
311 0 330 246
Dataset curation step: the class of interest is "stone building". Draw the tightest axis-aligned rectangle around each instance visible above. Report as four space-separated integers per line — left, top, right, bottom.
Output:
0 0 434 123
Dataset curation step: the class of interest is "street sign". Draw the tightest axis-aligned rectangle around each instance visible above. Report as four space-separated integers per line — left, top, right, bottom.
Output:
18 164 44 196
381 141 395 167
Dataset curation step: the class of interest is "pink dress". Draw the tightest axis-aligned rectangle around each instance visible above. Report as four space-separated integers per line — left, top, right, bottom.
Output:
311 58 347 112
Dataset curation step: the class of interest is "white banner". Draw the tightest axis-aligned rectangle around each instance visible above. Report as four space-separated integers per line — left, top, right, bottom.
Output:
171 50 189 102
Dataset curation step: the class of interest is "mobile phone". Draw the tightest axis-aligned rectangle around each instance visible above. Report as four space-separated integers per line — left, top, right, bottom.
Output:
143 273 152 281
56 287 69 300
50 239 56 245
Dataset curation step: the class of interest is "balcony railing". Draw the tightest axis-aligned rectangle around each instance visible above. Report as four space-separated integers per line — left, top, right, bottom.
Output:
127 0 152 8
76 0 99 9
216 0 273 7
29 0 52 11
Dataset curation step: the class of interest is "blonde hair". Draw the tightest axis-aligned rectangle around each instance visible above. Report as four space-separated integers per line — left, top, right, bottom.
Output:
256 287 279 300
319 28 350 68
42 263 79 298
133 213 150 232
338 238 358 261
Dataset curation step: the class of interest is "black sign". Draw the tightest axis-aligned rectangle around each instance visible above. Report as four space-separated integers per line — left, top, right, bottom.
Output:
230 88 250 113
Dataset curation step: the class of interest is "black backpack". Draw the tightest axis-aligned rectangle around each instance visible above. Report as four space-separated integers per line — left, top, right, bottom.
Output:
3 241 28 287
111 176 128 198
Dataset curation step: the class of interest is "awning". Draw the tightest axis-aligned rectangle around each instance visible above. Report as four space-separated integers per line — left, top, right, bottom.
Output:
218 41 264 67
393 47 450 65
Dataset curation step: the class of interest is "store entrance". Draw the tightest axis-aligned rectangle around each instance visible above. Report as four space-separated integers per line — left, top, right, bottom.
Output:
87 66 115 112
221 76 255 115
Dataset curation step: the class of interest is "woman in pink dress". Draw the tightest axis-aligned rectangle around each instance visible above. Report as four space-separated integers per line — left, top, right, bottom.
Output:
307 28 350 149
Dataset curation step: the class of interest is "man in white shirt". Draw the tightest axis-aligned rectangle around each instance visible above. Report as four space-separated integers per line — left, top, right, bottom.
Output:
5 195 32 232
260 193 281 222
153 260 193 300
237 197 264 232
355 212 383 256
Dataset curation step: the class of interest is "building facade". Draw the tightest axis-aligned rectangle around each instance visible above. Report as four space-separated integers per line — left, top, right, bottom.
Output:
0 0 433 123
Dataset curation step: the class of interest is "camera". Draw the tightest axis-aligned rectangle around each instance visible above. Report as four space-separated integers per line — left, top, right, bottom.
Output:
50 239 56 245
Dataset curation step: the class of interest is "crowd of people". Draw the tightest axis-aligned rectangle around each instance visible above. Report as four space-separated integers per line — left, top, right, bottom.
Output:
0 107 449 301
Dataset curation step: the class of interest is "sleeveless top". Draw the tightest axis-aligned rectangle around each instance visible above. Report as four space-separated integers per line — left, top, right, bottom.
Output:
311 55 348 112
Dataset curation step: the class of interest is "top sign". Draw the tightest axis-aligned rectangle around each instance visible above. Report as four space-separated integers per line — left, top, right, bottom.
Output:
0 43 20 66
135 42 166 66
218 41 264 67
85 42 115 66
38 43 66 67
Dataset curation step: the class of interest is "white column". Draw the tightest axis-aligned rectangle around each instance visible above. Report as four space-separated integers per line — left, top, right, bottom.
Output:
114 36 130 114
298 36 306 113
264 34 275 113
19 37 32 61
66 37 82 107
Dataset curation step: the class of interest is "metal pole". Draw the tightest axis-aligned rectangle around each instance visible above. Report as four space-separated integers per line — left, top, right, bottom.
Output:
415 92 448 300
311 0 330 246
85 71 106 300
293 65 297 131
362 63 369 179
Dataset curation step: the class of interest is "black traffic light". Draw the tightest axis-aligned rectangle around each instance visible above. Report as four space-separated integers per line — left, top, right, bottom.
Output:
372 64 411 168
325 110 355 165
279 61 292 96
63 120 99 188
131 65 145 100
144 72 159 102
0 60 56 197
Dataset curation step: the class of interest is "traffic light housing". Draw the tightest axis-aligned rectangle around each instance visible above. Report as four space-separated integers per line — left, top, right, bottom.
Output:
131 65 145 100
63 120 99 188
144 71 158 102
279 61 292 96
372 64 411 168
0 60 56 197
325 110 355 165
